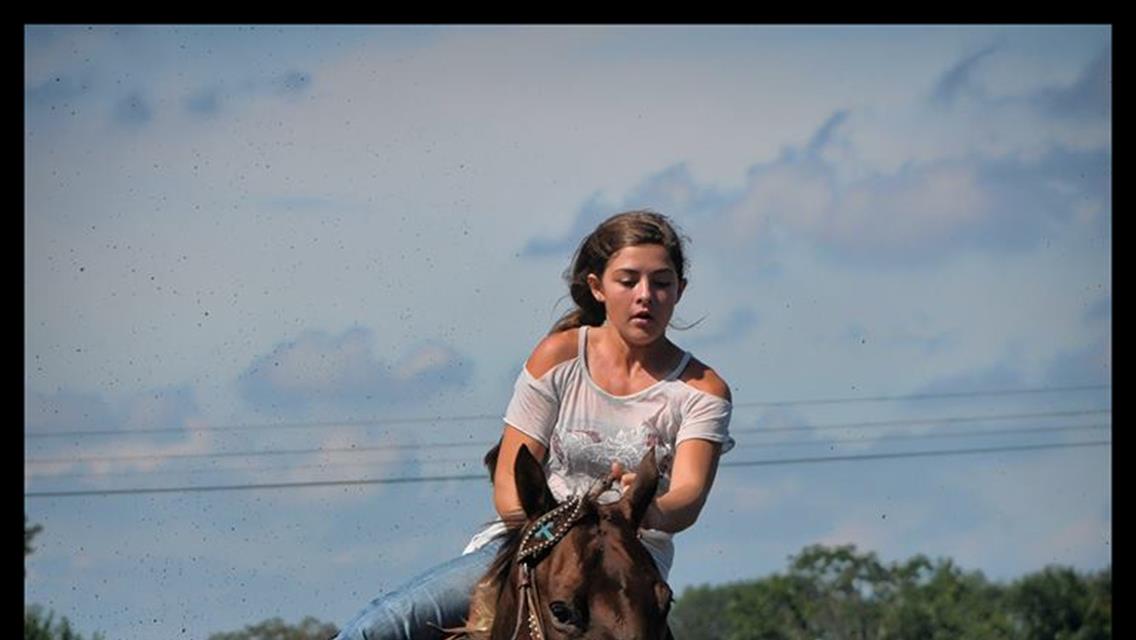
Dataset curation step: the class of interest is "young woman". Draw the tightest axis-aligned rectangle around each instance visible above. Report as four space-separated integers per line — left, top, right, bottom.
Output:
335 210 734 639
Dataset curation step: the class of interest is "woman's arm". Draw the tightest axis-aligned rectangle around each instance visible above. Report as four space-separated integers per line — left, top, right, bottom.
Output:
492 425 549 527
616 363 731 533
492 328 577 526
616 438 722 533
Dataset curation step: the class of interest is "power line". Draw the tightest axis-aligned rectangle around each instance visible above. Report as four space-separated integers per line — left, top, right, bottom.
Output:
27 423 1110 482
25 384 1110 439
731 384 1110 409
24 439 486 465
24 412 502 439
735 423 1109 448
26 456 489 482
25 407 1110 466
23 439 1110 499
720 440 1110 469
730 409 1109 435
23 472 489 498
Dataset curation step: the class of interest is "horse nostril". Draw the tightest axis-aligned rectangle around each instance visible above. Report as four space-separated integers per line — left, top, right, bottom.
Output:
549 600 580 627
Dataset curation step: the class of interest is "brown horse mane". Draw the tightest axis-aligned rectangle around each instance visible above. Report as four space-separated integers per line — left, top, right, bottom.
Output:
481 438 513 587
456 439 522 638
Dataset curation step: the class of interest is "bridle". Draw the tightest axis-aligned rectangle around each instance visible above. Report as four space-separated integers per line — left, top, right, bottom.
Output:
508 478 607 640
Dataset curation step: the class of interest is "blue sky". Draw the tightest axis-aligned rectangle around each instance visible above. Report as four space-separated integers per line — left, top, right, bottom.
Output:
25 25 1110 639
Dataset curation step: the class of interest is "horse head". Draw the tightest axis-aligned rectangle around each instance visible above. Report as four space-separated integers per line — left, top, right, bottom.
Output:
465 444 673 639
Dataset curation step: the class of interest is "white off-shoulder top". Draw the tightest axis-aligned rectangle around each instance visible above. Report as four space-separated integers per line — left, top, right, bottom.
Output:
463 325 734 579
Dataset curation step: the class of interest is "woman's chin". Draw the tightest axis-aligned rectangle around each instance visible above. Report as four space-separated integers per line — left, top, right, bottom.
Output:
622 322 665 343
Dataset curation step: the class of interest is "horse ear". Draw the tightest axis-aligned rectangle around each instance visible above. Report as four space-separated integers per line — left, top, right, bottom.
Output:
622 448 660 527
514 444 557 518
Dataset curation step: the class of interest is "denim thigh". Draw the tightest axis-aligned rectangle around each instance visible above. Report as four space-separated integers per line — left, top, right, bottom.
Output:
335 537 504 640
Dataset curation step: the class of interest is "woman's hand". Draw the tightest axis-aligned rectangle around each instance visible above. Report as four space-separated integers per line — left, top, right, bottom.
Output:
610 439 722 533
610 461 664 530
610 461 634 493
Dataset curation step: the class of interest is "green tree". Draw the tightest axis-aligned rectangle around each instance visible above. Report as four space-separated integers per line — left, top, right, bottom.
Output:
670 582 742 640
206 616 339 640
668 545 1109 640
878 556 1014 640
1007 566 1111 639
25 605 105 640
721 573 814 640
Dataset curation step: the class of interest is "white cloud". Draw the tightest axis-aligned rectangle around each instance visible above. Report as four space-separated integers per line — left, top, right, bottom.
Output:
393 343 459 381
25 386 210 483
238 327 470 413
260 329 376 395
26 425 215 486
262 425 405 507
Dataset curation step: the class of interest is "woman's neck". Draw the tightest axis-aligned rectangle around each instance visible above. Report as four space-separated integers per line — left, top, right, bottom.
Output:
590 323 680 378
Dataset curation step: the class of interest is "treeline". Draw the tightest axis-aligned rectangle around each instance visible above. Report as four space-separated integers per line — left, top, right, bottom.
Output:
26 514 1110 640
24 607 105 640
206 616 338 640
668 544 1111 640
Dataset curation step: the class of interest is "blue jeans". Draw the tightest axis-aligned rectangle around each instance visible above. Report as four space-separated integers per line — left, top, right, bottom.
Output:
335 536 505 640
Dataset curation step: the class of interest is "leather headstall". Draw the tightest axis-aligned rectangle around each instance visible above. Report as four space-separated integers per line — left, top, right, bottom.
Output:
509 478 607 640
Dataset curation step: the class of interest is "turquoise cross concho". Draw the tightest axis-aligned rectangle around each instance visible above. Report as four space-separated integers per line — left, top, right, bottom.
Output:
534 522 555 541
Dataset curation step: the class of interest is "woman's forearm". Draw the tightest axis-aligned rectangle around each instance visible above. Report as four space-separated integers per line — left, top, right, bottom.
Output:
638 439 723 533
493 482 527 528
493 425 548 527
642 483 707 533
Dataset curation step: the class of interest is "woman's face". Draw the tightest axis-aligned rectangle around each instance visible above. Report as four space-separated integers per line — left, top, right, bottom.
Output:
587 244 686 345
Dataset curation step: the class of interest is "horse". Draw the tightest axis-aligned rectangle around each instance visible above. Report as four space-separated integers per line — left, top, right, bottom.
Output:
445 444 675 639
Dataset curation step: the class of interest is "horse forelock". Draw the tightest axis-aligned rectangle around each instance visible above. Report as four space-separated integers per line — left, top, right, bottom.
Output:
472 497 669 639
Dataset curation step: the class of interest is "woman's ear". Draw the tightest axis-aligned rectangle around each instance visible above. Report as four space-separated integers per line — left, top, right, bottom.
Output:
586 273 605 303
676 278 687 303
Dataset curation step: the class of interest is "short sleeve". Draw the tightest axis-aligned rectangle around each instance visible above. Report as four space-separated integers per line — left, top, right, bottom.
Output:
502 366 560 446
676 392 735 454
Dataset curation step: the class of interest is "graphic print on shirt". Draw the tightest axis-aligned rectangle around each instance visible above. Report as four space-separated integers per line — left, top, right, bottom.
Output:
548 404 677 500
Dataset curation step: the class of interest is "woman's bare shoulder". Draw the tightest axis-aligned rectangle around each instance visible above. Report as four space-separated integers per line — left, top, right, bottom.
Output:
525 328 580 378
679 356 732 402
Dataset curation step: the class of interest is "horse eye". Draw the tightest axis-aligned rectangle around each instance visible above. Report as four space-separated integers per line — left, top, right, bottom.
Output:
549 600 580 626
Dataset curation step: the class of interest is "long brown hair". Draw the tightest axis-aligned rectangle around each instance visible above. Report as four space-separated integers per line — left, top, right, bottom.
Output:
550 210 691 334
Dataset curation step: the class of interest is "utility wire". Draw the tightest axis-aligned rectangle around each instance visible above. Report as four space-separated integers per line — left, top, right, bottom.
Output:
25 384 1110 439
730 409 1110 435
25 408 1110 466
731 384 1110 408
23 440 1110 499
26 423 1111 482
28 456 487 481
24 412 501 439
737 423 1110 446
25 439 484 465
720 440 1110 469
